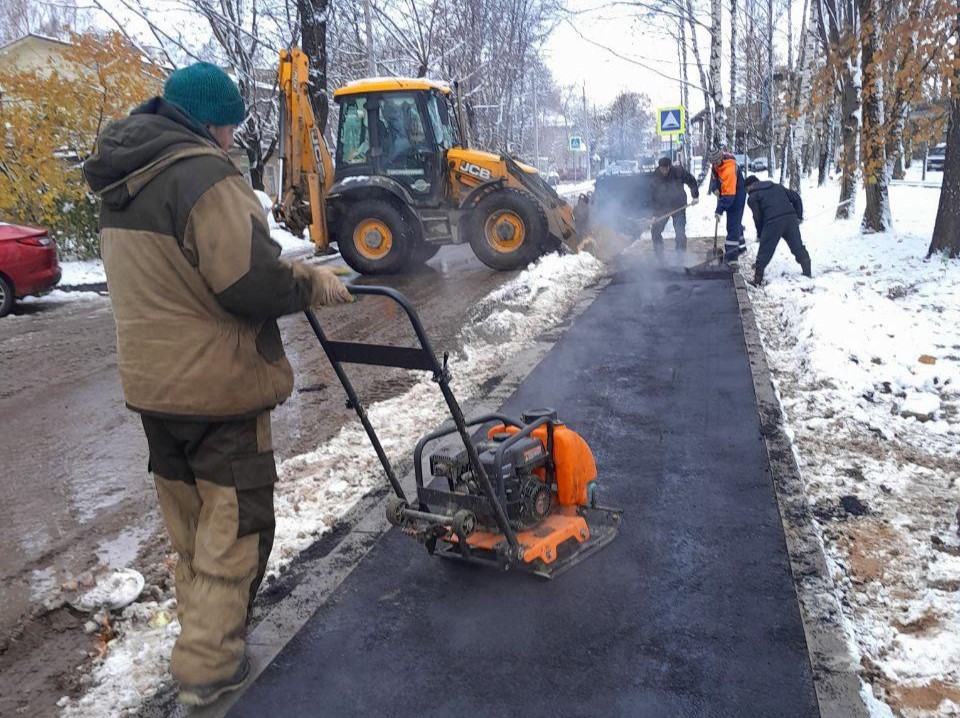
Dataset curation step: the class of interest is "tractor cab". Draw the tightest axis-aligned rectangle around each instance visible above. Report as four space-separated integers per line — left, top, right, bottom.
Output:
333 78 461 203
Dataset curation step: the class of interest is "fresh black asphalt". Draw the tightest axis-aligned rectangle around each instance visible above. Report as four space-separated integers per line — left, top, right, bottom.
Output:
228 257 820 718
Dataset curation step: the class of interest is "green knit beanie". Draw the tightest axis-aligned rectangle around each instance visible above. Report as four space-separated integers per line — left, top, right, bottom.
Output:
163 62 245 127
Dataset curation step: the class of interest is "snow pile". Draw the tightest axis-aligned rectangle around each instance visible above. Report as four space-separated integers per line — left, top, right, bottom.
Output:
18 289 104 309
56 250 605 716
59 600 178 718
60 259 106 286
270 227 315 256
743 182 960 717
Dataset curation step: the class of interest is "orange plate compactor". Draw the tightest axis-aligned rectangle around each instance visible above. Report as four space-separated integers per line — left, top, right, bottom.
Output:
306 286 621 578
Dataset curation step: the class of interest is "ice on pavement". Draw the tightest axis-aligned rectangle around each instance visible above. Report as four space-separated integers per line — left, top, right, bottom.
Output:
57 250 604 717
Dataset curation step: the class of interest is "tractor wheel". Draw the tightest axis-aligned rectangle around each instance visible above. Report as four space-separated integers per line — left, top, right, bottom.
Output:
0 275 14 318
338 199 414 275
468 189 547 271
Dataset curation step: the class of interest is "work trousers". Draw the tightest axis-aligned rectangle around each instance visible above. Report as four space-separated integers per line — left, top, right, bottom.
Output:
755 215 810 273
141 411 276 686
722 197 747 258
651 210 688 252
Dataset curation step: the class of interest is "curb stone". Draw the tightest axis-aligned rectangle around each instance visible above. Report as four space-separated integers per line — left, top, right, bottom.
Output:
734 272 869 718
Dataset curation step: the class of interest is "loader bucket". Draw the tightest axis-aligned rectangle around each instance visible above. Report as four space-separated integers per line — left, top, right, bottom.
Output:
577 173 657 260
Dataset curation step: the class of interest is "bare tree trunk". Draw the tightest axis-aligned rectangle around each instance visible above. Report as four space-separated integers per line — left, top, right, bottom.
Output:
929 22 960 258
819 101 836 186
779 0 794 185
729 0 738 150
686 0 715 151
766 0 775 173
299 0 329 131
709 0 727 148
679 18 692 158
837 61 860 217
789 0 815 191
859 0 890 231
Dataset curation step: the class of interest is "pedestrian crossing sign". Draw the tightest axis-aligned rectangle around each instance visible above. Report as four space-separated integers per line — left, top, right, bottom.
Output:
657 106 685 137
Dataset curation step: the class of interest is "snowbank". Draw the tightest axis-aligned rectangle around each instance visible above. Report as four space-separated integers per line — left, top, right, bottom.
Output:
60 259 106 286
741 182 960 717
58 251 605 716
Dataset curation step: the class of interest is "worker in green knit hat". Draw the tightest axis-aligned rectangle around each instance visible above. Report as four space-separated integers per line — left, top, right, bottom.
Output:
162 61 246 150
83 61 353 707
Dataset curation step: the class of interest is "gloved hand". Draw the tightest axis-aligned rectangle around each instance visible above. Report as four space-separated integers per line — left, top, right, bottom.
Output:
691 197 699 205
715 213 723 221
712 190 720 197
300 264 354 305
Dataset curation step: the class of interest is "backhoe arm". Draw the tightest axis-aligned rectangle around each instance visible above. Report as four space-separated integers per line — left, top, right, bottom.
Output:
275 48 335 252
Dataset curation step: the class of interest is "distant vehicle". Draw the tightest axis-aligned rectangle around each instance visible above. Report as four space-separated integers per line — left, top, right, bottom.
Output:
545 169 560 186
733 153 750 169
599 160 640 177
0 222 61 317
927 143 946 172
750 157 769 172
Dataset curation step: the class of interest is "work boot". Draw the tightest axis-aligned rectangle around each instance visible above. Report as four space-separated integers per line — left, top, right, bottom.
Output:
800 257 812 277
178 656 251 706
723 242 740 264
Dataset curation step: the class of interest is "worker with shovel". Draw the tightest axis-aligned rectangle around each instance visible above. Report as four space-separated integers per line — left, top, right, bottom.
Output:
650 157 699 257
83 63 353 706
708 149 747 261
745 175 812 285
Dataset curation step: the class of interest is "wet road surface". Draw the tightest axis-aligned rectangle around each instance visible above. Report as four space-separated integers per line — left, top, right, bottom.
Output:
227 254 820 717
0 245 515 639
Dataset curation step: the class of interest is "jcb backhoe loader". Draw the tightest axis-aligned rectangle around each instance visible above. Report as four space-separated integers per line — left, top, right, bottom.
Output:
275 48 579 274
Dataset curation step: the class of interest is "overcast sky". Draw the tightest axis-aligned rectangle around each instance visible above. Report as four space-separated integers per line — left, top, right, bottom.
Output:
544 1 693 113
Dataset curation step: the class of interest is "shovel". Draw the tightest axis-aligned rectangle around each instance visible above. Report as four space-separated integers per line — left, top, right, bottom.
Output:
684 214 733 278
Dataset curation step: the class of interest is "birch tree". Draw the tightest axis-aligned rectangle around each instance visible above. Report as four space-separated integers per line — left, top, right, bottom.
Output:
817 0 861 218
708 0 726 148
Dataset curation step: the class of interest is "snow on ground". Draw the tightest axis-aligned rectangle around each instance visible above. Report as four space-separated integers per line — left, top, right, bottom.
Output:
60 259 106 286
734 181 960 717
17 289 104 310
58 250 605 717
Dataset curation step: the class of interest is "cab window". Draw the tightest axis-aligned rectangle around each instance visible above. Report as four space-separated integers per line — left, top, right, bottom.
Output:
338 96 370 166
377 93 436 194
426 92 458 150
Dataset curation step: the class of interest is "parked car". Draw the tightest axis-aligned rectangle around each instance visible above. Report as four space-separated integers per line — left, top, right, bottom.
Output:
545 168 560 186
750 157 769 172
926 143 946 172
733 153 751 169
0 222 61 317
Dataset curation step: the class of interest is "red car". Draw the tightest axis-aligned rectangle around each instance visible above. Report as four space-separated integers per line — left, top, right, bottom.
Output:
0 222 61 317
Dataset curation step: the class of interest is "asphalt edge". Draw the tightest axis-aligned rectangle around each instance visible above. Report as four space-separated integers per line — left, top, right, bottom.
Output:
733 273 868 718
152 277 612 718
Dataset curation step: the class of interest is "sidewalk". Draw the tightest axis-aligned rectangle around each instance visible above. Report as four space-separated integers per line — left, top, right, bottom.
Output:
225 255 822 717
